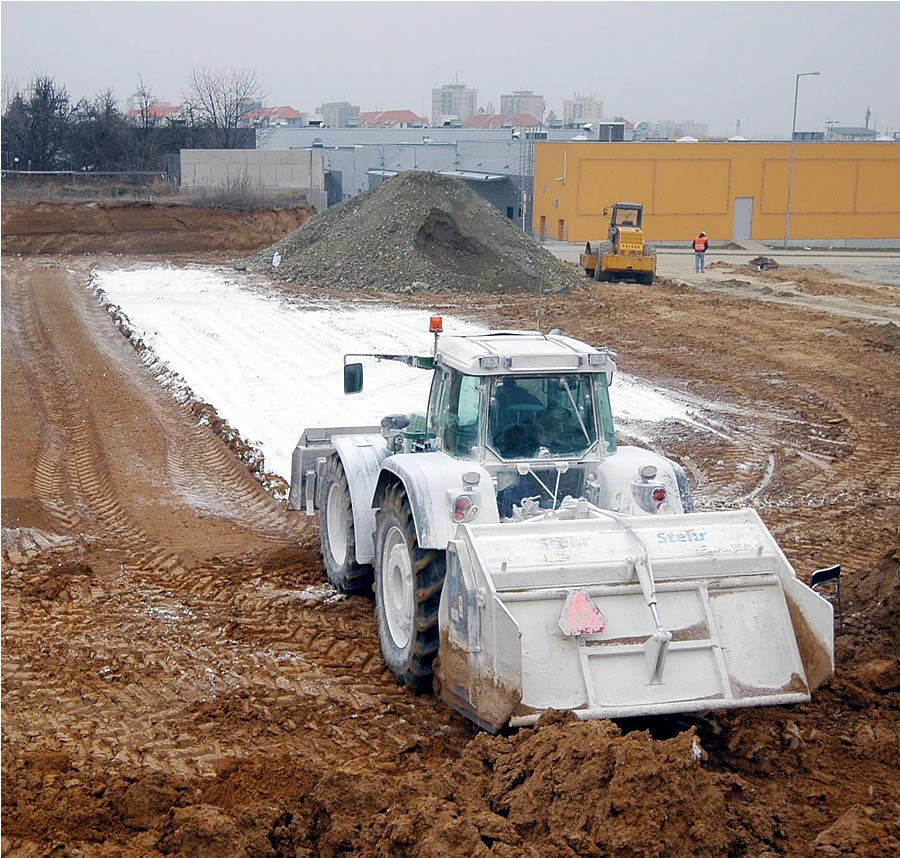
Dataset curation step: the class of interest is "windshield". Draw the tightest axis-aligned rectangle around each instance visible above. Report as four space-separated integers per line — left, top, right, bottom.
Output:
614 207 641 227
489 374 598 458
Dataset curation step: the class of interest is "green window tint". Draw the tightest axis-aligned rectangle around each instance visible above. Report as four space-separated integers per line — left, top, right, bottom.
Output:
594 374 617 453
444 372 482 458
425 370 448 443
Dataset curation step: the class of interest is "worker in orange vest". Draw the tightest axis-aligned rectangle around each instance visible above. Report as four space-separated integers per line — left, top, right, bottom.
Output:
692 231 709 273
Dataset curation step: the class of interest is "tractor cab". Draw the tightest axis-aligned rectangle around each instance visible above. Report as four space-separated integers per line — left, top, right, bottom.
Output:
426 369 615 463
423 331 619 518
608 202 644 243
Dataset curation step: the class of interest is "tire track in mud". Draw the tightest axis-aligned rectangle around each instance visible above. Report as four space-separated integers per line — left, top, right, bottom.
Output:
84 275 299 544
4 562 434 778
635 357 897 583
5 266 182 573
674 366 899 577
3 260 443 785
162 430 297 543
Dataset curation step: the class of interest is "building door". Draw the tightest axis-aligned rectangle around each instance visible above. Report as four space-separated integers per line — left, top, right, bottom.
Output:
733 197 753 241
325 171 342 208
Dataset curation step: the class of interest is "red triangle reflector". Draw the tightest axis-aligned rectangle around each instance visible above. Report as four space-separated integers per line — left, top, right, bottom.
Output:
558 589 607 636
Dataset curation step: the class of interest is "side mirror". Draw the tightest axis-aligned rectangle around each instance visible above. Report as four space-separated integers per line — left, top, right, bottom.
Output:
603 207 609 217
344 362 363 394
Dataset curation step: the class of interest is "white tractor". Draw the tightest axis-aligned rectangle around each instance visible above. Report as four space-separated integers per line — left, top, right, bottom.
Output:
289 319 834 731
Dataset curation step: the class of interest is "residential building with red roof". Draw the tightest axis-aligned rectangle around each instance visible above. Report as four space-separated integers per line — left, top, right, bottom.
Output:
127 101 183 126
240 106 305 128
462 113 542 130
357 110 426 129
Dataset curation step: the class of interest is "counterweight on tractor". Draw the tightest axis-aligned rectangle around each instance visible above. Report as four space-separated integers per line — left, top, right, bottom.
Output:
579 201 657 285
289 320 834 731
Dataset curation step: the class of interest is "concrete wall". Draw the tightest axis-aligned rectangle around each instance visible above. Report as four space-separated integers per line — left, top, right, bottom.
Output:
532 141 900 245
180 148 327 212
260 126 598 150
295 138 532 226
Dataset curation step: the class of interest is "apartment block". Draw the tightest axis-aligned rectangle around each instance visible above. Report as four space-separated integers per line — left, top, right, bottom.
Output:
562 94 604 128
432 83 477 125
500 90 545 120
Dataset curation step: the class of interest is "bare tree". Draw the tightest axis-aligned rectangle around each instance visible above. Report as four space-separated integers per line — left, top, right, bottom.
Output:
133 75 156 134
2 75 19 114
131 74 159 165
184 66 267 149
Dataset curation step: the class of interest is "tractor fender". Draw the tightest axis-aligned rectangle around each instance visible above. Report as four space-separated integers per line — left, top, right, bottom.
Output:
594 445 694 515
374 453 500 550
330 433 390 564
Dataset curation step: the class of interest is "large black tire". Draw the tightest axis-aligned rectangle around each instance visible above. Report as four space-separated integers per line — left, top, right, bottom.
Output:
374 481 445 691
593 241 615 282
583 241 596 277
318 455 373 595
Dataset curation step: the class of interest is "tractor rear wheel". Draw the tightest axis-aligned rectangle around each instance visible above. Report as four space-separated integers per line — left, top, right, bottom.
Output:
374 481 445 691
318 455 373 595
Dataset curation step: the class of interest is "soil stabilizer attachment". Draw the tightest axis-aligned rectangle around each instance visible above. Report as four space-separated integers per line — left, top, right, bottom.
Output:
437 499 833 732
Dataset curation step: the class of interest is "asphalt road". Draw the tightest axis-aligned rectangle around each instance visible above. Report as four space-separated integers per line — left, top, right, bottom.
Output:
543 240 900 287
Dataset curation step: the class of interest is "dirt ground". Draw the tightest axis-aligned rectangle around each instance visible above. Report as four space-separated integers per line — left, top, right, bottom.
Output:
2 202 899 857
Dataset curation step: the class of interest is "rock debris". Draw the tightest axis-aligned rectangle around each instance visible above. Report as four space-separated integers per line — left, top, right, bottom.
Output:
241 171 584 294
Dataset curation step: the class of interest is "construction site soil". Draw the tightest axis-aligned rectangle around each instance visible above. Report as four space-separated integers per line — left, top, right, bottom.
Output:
2 192 899 858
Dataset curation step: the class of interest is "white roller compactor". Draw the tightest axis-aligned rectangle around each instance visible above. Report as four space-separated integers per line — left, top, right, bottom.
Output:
289 320 834 732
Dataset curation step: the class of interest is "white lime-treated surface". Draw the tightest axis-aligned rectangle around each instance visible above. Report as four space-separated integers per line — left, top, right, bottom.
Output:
92 266 708 480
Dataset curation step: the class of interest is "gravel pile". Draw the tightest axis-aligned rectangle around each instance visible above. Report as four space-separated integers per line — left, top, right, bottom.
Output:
240 171 584 294
748 255 779 270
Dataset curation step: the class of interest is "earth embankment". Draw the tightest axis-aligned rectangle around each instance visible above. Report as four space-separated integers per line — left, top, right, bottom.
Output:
2 200 315 255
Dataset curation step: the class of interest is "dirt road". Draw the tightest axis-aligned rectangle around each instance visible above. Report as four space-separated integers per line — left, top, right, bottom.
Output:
2 204 899 857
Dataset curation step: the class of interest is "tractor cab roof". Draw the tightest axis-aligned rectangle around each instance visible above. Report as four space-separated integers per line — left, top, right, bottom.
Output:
435 330 616 376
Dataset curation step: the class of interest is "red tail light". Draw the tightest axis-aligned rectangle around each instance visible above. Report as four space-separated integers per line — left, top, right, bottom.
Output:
652 487 667 503
453 495 472 521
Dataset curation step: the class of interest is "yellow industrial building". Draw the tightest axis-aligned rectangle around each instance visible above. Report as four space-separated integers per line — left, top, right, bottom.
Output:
532 142 900 245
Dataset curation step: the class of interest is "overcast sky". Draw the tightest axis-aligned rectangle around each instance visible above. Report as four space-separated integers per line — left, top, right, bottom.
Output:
2 1 899 138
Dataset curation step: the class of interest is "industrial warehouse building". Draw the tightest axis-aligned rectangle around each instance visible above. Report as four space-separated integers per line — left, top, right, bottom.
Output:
532 141 900 246
179 135 899 248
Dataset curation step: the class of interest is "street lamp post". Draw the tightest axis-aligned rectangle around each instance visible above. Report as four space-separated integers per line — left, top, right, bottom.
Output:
784 71 820 248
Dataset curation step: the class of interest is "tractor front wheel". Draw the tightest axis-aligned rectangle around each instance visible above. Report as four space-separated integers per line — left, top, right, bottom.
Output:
374 482 445 691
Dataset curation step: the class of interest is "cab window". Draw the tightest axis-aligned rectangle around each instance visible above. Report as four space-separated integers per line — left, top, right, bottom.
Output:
593 374 617 453
426 369 448 443
443 372 482 458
